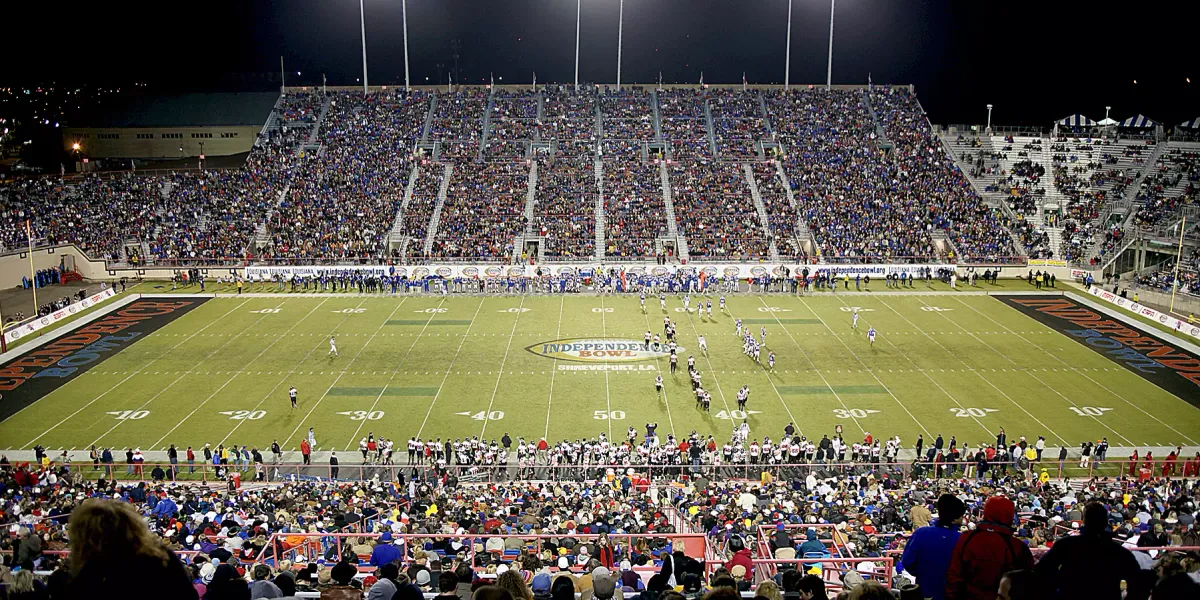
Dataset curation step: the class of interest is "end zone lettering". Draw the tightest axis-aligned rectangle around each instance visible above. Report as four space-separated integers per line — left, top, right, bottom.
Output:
996 295 1200 404
0 299 208 422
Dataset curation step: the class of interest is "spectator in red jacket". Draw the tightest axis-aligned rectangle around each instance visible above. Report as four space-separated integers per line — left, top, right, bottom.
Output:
945 495 1033 600
723 536 754 583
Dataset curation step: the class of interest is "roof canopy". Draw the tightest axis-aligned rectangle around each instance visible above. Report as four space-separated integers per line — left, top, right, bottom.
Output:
1118 114 1156 128
1056 113 1096 127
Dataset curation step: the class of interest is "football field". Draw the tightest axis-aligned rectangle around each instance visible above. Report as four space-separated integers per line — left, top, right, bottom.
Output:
2 286 1199 459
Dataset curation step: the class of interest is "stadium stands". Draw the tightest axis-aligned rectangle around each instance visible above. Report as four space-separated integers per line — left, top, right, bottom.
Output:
3 85 1184 268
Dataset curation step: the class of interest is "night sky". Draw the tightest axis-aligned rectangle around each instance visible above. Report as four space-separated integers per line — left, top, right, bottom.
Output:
7 0 1198 127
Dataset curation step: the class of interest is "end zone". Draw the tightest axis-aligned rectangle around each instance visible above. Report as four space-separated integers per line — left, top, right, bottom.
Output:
0 298 209 422
995 294 1200 405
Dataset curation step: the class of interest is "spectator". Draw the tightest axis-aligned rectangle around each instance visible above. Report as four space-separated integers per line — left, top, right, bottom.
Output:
14 526 42 569
320 560 361 600
64 498 196 599
1034 502 1148 600
996 570 1049 600
753 580 783 600
366 563 400 600
900 493 966 600
474 585 515 600
370 532 401 567
945 495 1034 600
250 564 284 599
795 575 828 600
436 571 462 600
455 563 476 600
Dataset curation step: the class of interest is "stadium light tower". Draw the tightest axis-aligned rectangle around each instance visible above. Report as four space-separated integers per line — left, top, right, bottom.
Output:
616 0 625 91
359 0 369 93
574 0 581 90
784 0 793 90
986 104 993 132
826 0 835 89
403 0 411 91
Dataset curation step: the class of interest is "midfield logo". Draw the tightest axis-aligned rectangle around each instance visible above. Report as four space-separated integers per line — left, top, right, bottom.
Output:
527 338 682 362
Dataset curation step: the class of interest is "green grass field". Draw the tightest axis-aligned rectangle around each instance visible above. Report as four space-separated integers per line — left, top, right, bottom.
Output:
2 286 1199 459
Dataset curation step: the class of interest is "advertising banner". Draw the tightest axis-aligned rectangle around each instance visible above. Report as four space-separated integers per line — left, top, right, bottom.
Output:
3 288 118 344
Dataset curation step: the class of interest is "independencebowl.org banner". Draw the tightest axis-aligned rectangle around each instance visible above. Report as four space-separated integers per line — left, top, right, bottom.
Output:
1088 286 1200 341
3 288 117 344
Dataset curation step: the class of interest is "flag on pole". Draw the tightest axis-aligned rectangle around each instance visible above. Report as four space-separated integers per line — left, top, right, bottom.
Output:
448 73 453 93
131 160 136 172
658 72 663 89
490 73 494 89
533 72 537 89
868 72 872 91
699 71 704 87
743 72 747 91
323 73 327 95
60 163 65 177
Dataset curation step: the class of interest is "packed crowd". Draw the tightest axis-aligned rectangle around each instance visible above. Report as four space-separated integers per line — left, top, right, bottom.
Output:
264 91 429 261
668 161 770 260
0 87 1142 268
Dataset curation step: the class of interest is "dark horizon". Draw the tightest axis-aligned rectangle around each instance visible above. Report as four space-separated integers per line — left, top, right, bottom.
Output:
5 0 1198 127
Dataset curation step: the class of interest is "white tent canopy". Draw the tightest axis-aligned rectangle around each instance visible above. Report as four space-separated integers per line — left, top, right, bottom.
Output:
1097 117 1118 126
1180 117 1200 129
1057 113 1097 127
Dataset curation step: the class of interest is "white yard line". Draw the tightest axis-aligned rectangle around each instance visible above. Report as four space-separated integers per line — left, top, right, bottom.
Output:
678 306 736 434
150 298 331 449
952 296 1197 446
217 300 369 446
752 296 861 436
543 295 566 439
414 298 488 438
875 297 1066 444
599 295 613 439
21 299 251 448
480 295 527 438
86 299 290 448
837 296 1004 440
719 301 799 433
795 296 934 438
282 299 412 449
639 299 676 437
341 298 439 450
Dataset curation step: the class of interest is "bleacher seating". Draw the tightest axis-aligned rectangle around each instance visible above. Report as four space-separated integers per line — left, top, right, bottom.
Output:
0 86 1062 266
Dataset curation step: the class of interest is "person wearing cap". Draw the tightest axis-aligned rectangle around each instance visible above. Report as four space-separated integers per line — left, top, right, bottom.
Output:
415 569 433 592
899 494 965 600
945 495 1033 600
1034 502 1148 600
582 568 621 600
323 560 361 599
370 531 401 567
531 572 553 600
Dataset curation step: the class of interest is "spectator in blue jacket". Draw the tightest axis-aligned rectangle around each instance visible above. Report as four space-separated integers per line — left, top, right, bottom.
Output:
899 493 966 600
371 531 403 567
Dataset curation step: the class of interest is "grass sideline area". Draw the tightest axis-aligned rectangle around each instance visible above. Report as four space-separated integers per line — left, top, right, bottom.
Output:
1 287 1197 462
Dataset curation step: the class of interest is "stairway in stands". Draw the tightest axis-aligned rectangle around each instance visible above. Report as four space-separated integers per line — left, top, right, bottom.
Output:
594 159 606 261
659 161 688 260
523 161 538 234
743 164 780 261
422 164 454 256
388 164 422 251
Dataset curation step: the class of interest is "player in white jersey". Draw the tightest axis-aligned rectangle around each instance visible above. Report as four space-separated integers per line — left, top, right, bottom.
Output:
706 301 713 318
655 374 664 393
768 350 776 372
867 326 877 345
720 296 726 312
697 335 707 354
760 327 767 345
640 292 646 312
735 318 743 337
328 336 339 357
683 294 691 313
659 293 667 311
652 333 661 350
852 308 860 329
753 344 761 363
645 330 653 347
687 355 696 372
736 385 749 410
